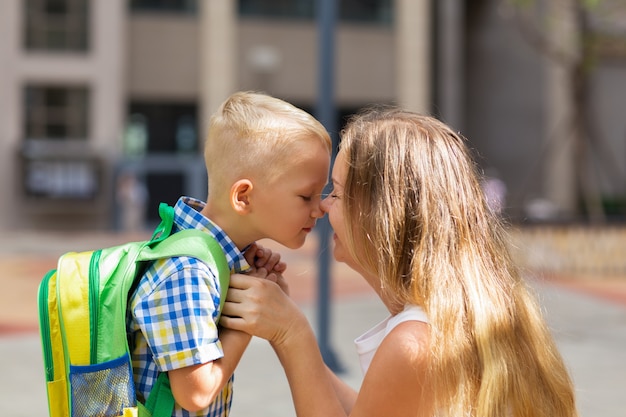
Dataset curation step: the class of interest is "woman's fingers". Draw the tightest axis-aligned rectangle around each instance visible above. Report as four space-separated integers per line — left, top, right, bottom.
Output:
222 274 302 342
229 273 255 289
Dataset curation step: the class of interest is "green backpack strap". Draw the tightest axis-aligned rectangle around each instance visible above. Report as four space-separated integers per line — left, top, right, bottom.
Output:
142 373 174 417
148 203 176 244
138 205 231 416
139 228 230 315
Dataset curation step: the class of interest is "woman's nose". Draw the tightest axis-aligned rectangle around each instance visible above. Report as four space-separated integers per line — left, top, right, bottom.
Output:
319 195 331 214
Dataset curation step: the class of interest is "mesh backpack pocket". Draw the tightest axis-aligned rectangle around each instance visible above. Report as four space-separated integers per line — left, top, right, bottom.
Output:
69 353 136 417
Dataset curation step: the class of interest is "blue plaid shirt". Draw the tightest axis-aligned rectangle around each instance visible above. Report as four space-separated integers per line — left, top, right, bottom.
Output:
127 197 250 417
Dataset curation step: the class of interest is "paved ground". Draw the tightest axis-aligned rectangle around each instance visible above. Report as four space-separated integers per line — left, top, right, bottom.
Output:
0 230 625 416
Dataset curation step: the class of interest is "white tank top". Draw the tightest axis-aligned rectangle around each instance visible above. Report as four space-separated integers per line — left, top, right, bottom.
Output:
354 304 429 374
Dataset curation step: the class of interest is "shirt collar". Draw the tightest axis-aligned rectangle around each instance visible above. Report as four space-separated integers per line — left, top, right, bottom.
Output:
172 196 251 273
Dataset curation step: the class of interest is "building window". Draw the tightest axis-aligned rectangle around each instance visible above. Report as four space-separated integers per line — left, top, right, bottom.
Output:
130 0 198 14
24 0 89 52
24 85 89 140
127 102 199 154
239 0 393 25
239 0 314 19
340 0 392 25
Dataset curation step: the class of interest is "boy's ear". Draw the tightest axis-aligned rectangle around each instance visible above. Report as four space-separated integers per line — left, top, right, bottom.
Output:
231 179 253 214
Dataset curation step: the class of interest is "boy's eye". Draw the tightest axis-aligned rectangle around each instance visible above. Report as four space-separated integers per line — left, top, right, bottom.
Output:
300 195 312 202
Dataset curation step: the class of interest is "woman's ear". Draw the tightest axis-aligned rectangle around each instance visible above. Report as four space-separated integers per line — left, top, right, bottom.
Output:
231 179 253 214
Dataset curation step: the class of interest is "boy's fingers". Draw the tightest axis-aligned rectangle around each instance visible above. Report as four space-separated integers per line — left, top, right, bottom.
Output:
273 261 287 273
254 249 271 267
248 267 268 278
242 242 258 264
261 252 280 270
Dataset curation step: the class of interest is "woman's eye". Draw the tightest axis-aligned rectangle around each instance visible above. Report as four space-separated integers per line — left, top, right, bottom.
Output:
322 187 340 200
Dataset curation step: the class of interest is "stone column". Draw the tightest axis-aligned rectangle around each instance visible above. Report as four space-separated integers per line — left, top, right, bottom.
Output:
437 0 464 131
395 0 432 114
0 0 20 230
199 0 237 142
92 0 126 154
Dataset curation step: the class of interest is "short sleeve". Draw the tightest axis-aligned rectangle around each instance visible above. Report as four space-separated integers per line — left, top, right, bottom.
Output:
131 256 224 372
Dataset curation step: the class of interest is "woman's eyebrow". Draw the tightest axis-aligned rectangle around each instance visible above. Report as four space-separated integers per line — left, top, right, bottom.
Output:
331 177 344 188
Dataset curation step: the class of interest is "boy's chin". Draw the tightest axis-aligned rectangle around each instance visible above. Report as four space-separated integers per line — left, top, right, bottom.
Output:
278 235 308 250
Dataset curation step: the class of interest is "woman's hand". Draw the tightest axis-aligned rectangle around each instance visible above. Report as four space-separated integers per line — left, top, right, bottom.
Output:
221 273 305 346
223 275 348 417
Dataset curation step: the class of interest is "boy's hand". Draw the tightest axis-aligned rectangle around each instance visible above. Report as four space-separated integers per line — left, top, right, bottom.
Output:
244 242 287 274
243 243 289 295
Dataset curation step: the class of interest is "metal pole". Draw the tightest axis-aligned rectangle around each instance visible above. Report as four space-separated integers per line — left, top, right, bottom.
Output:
316 0 343 372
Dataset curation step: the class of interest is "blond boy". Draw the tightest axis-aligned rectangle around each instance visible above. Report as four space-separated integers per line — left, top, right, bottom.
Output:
127 91 331 416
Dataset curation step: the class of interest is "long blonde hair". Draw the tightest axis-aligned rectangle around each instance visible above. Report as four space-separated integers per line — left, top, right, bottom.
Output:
340 108 577 417
204 91 331 195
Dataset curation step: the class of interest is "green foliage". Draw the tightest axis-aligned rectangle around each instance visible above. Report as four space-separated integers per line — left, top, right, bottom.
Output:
581 0 601 9
508 0 601 10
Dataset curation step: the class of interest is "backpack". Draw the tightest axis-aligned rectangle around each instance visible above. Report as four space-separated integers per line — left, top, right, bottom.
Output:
37 203 230 417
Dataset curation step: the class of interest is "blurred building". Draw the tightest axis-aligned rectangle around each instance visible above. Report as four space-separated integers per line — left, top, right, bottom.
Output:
0 0 624 231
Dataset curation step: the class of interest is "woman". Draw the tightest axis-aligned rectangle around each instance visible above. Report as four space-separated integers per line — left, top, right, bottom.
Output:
222 108 578 417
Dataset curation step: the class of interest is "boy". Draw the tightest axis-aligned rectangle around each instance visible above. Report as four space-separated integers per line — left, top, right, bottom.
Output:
127 91 331 416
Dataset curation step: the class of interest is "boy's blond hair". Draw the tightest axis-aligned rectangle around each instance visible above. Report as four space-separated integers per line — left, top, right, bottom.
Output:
204 91 331 196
